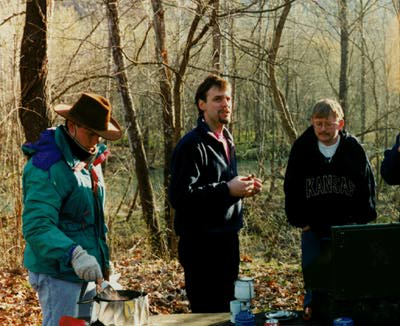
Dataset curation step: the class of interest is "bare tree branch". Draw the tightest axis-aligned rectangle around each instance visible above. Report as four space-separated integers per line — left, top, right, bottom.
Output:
0 11 25 28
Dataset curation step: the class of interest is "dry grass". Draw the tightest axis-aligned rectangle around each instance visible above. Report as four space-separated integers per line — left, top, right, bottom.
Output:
0 115 25 270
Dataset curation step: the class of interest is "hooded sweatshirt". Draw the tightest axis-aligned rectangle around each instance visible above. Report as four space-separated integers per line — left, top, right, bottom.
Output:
284 126 377 237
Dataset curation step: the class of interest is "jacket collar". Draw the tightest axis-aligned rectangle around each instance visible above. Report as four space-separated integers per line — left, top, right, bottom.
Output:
196 116 234 143
55 126 107 171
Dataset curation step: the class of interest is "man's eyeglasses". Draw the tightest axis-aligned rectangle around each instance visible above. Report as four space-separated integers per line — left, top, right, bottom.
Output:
312 121 339 130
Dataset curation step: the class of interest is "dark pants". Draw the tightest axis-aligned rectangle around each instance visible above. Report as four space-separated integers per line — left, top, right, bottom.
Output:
302 230 331 315
178 232 240 313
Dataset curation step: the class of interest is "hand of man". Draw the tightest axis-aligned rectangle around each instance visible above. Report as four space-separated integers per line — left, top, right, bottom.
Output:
71 246 103 281
228 175 262 197
248 175 262 196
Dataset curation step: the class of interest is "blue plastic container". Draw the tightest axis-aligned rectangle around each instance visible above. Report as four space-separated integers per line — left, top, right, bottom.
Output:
235 310 256 326
333 317 354 326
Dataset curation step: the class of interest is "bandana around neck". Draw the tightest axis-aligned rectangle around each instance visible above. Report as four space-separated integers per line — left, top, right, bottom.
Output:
62 125 98 162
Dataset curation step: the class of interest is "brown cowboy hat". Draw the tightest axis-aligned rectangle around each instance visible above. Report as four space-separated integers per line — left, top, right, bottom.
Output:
54 93 122 141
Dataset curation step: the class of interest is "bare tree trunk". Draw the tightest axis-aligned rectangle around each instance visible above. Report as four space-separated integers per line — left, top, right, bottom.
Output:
211 0 221 74
150 0 176 256
172 0 214 144
359 0 366 142
267 0 297 144
388 0 400 148
105 0 168 258
151 0 214 255
229 17 237 137
338 0 349 115
19 0 51 143
254 1 266 144
370 59 381 188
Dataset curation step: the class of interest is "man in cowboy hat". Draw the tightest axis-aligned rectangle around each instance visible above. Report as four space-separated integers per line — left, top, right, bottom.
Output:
21 93 122 326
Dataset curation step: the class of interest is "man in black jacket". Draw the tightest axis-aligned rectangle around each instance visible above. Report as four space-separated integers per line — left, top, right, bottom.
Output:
284 98 376 319
168 74 262 312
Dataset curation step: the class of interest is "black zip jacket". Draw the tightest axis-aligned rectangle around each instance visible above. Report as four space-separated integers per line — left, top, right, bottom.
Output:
169 118 243 236
381 133 400 185
284 126 377 236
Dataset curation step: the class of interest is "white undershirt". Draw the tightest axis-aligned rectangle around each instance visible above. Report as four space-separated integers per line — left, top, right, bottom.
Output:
318 137 340 162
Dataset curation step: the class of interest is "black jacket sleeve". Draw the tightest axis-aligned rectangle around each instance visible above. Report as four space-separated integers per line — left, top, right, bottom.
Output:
381 134 400 185
284 141 309 229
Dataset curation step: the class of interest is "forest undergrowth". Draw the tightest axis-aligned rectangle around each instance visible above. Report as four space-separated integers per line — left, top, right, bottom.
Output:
0 237 304 326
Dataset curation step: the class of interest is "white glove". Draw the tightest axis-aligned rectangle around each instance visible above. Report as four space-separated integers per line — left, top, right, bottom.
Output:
71 245 102 281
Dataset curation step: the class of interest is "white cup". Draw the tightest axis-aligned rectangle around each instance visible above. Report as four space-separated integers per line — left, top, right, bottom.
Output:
230 300 242 323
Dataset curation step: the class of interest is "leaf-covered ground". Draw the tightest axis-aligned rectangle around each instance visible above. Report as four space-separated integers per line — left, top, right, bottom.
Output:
0 250 303 326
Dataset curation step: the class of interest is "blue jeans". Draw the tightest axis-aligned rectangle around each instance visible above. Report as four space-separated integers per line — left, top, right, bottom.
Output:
301 230 330 308
29 271 92 326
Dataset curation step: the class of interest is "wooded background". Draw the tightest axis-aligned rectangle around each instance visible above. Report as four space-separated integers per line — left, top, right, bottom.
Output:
1 0 400 270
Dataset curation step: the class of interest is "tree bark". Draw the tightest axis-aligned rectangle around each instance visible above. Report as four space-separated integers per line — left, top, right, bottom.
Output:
105 0 168 258
172 0 214 144
19 0 51 143
359 0 366 142
150 0 214 255
267 0 297 144
211 0 221 74
254 1 266 144
150 0 176 256
338 0 349 115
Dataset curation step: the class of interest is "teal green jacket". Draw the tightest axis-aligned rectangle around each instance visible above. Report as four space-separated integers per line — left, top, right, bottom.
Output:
21 126 110 282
